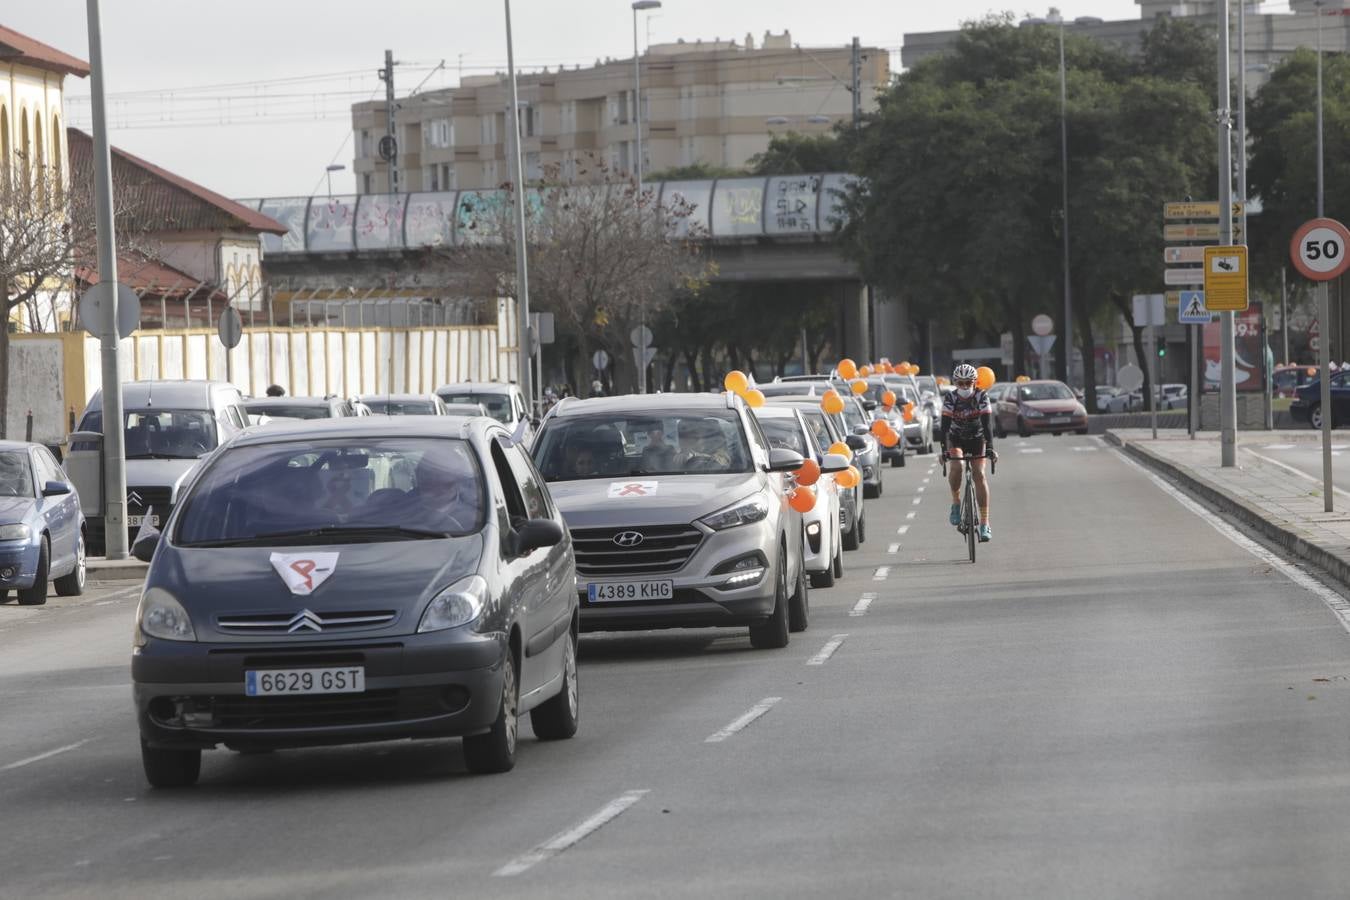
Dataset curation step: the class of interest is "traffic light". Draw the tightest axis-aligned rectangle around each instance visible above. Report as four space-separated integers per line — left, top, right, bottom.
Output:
1157 343 1167 359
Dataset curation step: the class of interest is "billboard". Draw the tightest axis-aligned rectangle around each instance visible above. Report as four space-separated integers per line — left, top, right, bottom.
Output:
1203 301 1267 392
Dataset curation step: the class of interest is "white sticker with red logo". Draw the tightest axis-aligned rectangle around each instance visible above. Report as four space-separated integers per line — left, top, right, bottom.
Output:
607 481 658 498
269 552 339 596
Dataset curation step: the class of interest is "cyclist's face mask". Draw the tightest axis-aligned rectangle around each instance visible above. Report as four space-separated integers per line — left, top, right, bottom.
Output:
955 380 975 398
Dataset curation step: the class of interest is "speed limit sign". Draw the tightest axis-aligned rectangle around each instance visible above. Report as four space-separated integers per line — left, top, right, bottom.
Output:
1291 217 1350 281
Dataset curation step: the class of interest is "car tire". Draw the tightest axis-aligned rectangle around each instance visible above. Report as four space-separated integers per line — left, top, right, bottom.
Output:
17 538 49 606
1311 405 1325 430
832 545 844 580
891 454 904 468
864 480 880 499
749 552 790 650
54 530 86 597
1017 418 1031 438
809 564 834 589
1076 428 1089 436
788 560 810 633
141 740 201 788
995 419 1007 438
464 649 519 773
841 516 860 551
530 627 579 741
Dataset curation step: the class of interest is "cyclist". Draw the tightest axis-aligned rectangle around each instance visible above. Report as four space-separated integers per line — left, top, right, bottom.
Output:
939 364 997 542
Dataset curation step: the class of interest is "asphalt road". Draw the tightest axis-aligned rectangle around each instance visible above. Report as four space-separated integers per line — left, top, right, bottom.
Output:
5 434 1350 898
1244 438 1350 494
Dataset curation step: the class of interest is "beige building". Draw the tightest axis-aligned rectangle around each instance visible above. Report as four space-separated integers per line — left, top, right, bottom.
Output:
1 24 85 194
351 30 888 194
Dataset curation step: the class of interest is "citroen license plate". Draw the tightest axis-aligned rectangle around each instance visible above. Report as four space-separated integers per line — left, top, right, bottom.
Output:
127 515 159 527
245 667 365 696
587 580 674 602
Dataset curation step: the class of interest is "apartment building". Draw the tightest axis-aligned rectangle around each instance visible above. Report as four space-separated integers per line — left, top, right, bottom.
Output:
351 30 888 194
903 1 1346 89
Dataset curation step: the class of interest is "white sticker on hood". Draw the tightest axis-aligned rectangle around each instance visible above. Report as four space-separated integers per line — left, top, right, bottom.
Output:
270 552 339 595
607 481 658 498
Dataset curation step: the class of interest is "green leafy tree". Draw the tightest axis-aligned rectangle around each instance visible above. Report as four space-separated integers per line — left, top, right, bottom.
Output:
748 131 851 175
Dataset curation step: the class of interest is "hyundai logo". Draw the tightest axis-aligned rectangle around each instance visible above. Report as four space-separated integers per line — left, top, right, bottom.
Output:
613 530 645 548
286 610 324 633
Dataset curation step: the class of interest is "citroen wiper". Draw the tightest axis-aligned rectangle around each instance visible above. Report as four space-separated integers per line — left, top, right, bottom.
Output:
180 525 451 548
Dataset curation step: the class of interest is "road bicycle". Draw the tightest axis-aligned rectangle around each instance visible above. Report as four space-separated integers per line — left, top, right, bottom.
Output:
940 451 996 563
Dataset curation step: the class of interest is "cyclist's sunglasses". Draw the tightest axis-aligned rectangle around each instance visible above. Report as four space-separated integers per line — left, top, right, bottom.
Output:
954 379 975 388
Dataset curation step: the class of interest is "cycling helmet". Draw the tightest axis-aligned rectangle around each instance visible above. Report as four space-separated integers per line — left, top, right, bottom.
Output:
952 364 978 382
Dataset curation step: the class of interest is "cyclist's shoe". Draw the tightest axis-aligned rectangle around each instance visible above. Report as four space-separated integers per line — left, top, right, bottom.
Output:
977 524 992 543
949 504 961 526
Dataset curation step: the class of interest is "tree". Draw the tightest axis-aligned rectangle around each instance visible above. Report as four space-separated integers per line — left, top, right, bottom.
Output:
454 160 711 394
644 162 744 182
747 131 852 175
0 158 155 437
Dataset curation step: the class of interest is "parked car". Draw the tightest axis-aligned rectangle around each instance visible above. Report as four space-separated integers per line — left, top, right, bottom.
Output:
243 396 362 424
1160 384 1188 410
436 382 533 437
1274 365 1317 400
0 442 85 604
131 416 578 787
752 405 846 588
75 380 250 554
358 393 449 416
531 393 812 648
1094 385 1122 412
1292 371 1350 429
861 378 909 467
993 380 1089 437
441 402 491 417
836 395 885 499
767 397 867 552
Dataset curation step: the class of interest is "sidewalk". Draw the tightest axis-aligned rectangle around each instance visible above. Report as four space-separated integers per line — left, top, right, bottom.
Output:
1105 428 1350 588
87 557 149 582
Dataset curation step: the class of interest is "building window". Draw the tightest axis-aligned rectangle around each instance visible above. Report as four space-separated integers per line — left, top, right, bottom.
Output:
525 152 541 181
426 165 439 191
480 114 497 145
360 129 372 157
441 163 455 190
362 172 373 193
425 118 452 148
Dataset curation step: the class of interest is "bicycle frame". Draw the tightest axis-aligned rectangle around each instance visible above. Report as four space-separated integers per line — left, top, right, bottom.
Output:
941 452 996 563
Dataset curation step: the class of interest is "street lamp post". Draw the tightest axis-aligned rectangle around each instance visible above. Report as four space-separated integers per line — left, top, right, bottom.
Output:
1050 9 1073 387
503 0 533 413
325 164 345 197
632 0 661 395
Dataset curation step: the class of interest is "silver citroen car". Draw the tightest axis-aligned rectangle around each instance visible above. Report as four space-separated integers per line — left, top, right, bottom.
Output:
531 392 816 649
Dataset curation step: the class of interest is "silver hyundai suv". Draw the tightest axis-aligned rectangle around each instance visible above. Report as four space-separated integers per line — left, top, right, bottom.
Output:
532 392 811 649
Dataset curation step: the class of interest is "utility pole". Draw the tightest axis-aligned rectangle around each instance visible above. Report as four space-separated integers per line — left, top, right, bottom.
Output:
1218 0 1238 467
1281 267 1289 365
1057 15 1072 386
380 49 400 194
86 0 128 558
850 37 861 129
850 36 869 362
503 0 532 412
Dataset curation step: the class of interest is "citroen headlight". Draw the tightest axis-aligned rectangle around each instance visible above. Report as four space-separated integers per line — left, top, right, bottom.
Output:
699 495 769 531
418 575 487 632
136 587 196 642
0 524 30 541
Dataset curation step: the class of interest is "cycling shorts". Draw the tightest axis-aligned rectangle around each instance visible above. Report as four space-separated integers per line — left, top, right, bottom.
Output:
948 437 986 458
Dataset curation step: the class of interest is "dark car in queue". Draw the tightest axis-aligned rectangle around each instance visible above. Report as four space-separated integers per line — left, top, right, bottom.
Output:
131 416 578 787
1291 370 1350 429
531 393 809 649
993 380 1089 437
0 442 86 604
243 396 362 424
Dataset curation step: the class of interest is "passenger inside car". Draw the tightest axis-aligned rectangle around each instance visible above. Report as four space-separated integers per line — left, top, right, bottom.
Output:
637 420 678 471
0 452 32 497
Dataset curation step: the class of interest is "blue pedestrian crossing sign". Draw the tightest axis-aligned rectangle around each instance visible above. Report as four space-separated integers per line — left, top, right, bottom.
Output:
1177 291 1213 324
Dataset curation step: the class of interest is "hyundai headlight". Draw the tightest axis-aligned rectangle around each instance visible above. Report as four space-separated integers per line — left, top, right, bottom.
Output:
418 575 487 632
0 523 30 541
699 495 769 531
136 587 196 642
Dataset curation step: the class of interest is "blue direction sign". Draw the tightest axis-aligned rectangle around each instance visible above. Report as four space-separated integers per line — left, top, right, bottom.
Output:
1177 290 1213 324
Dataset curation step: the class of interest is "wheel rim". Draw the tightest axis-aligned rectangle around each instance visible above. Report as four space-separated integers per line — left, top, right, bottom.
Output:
75 534 86 588
503 656 518 754
564 634 578 718
1313 408 1323 429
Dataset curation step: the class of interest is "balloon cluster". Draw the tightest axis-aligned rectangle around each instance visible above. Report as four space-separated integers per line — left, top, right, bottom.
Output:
723 370 765 408
1015 374 1031 384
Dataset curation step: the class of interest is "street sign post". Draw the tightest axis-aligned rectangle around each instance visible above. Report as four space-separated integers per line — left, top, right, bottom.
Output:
1202 245 1249 311
1164 223 1244 242
218 305 242 385
1031 314 1053 336
1177 291 1212 325
591 349 610 373
1164 246 1206 264
1290 217 1350 513
78 281 139 339
1164 268 1205 286
1163 200 1245 220
631 325 653 394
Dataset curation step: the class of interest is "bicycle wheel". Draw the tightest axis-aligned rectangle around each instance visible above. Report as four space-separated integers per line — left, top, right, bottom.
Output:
964 476 976 563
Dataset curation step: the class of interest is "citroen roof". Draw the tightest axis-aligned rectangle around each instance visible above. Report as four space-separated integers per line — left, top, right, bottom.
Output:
84 380 239 411
229 414 495 448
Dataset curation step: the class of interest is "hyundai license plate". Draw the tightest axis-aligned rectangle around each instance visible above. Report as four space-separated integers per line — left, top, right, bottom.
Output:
127 515 159 527
245 666 365 696
587 580 674 602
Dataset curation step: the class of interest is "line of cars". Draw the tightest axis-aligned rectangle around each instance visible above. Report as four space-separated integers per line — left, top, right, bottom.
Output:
120 374 912 787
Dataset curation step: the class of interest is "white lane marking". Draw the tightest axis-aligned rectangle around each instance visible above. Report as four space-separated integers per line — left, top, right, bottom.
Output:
1263 444 1296 450
1017 441 1030 446
91 585 142 604
705 697 782 743
1244 449 1350 500
886 543 900 554
0 739 92 773
872 566 890 581
850 593 876 616
921 477 931 484
1116 451 1350 635
912 497 922 505
494 789 650 876
897 525 910 535
916 486 926 493
806 634 849 666
1020 448 1044 454
1071 446 1099 452
905 511 917 519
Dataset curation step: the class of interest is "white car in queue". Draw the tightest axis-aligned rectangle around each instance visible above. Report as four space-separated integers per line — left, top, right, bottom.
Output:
750 406 846 588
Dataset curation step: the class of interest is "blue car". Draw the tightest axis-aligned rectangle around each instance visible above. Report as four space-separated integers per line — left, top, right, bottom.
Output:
1291 371 1350 430
0 441 86 605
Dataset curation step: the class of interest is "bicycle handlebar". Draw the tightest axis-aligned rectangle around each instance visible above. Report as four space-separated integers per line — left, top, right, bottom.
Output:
940 453 997 477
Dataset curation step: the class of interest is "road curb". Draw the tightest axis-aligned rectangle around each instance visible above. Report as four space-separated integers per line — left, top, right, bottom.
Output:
87 559 149 582
1104 431 1350 591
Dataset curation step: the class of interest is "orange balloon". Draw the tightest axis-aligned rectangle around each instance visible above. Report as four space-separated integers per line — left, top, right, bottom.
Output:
821 390 845 415
835 465 861 489
828 441 852 460
788 486 818 514
795 458 821 486
976 366 996 390
743 388 765 408
837 358 858 380
903 401 915 422
858 364 873 377
850 379 868 395
724 370 749 393
870 419 889 437
910 364 921 375
1016 374 1030 383
879 427 900 448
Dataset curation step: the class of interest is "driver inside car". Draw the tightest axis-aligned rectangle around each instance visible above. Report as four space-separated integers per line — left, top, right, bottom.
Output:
678 418 730 468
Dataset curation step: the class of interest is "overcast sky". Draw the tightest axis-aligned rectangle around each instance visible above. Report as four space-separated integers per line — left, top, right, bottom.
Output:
8 1 1143 198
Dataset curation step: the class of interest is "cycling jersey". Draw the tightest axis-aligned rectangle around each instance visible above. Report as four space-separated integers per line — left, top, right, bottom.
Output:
940 389 994 449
